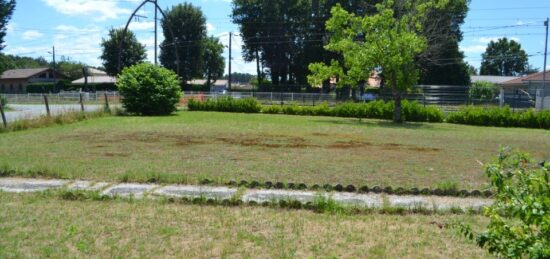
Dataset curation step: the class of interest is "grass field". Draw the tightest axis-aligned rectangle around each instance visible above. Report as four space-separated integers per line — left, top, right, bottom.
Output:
0 192 488 258
1 111 549 189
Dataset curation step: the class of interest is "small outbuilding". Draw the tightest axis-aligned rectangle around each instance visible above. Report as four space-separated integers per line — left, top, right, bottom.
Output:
499 71 550 110
0 68 66 93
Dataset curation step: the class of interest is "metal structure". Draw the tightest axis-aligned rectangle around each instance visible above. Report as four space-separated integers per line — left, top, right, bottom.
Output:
117 0 180 75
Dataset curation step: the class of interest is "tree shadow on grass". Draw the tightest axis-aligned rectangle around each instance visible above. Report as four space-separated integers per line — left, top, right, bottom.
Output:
312 118 438 129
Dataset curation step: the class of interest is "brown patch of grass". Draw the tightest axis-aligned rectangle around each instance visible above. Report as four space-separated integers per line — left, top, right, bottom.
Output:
104 152 130 157
216 135 316 149
328 140 373 149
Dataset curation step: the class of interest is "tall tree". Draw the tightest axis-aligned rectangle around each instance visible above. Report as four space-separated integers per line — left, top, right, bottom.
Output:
202 36 225 88
160 3 206 83
0 0 15 51
100 28 146 76
57 57 87 81
417 0 470 85
308 0 447 123
232 0 311 89
480 37 529 76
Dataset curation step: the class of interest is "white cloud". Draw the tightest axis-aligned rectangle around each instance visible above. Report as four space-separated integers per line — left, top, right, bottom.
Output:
206 23 215 33
21 30 44 40
41 0 133 21
6 22 16 33
128 21 155 31
460 45 486 53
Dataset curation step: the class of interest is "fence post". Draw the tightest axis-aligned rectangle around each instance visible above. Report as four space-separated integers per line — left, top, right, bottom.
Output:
104 92 110 111
43 94 50 116
0 97 7 128
79 93 85 112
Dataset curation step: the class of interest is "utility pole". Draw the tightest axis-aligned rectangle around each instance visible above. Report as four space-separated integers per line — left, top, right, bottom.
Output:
542 18 549 109
228 32 232 91
49 46 56 90
154 0 158 65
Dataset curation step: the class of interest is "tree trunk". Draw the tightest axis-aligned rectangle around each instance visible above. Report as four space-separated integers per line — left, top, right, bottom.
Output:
393 90 402 123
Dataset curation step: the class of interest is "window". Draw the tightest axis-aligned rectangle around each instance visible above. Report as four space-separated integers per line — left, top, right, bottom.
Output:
0 84 4 92
9 84 13 92
18 84 23 92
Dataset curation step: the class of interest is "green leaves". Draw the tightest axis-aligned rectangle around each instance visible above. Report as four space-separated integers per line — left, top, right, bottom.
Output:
475 148 550 258
117 63 182 116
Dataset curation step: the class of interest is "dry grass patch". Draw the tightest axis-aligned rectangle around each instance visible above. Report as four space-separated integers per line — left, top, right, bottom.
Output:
0 192 489 258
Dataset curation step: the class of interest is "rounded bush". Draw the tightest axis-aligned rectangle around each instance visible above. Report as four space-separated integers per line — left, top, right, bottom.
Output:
287 182 296 189
117 63 182 115
311 184 321 190
371 186 382 193
239 180 248 187
275 182 285 189
359 186 369 193
264 181 273 188
297 183 308 190
410 188 420 195
334 184 344 192
227 180 237 186
383 186 393 194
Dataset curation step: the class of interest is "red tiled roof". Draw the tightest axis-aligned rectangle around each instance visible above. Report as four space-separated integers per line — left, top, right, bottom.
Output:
500 71 550 86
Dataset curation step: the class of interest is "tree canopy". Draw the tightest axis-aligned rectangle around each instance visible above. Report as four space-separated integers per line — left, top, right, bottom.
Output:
160 3 206 82
308 0 448 122
0 0 15 51
100 28 146 76
202 36 225 88
232 0 469 90
480 37 529 76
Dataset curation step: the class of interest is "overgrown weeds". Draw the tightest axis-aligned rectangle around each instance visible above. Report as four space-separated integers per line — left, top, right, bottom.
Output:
0 110 109 133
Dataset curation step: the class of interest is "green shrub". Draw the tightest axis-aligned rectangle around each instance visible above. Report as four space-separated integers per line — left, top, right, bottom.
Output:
0 95 7 106
447 106 550 129
188 97 261 113
460 148 549 258
262 105 282 114
117 63 182 115
330 100 443 122
469 81 498 102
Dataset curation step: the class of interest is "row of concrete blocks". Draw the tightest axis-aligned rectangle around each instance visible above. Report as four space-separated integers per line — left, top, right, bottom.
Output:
0 178 493 210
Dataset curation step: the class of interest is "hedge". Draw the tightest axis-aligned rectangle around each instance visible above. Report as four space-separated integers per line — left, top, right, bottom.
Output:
188 97 444 122
188 97 262 113
447 106 550 129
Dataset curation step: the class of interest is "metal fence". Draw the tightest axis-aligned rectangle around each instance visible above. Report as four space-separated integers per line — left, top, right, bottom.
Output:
2 91 120 104
184 85 537 112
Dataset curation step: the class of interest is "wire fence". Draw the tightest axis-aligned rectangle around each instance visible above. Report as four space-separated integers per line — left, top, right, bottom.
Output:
182 85 537 112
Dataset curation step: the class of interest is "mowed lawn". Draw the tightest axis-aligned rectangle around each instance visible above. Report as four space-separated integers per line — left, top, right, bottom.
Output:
1 111 549 189
0 192 489 258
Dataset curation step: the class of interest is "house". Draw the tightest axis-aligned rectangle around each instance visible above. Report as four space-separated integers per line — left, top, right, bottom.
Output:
471 75 520 85
0 68 66 93
499 71 550 110
72 68 116 85
188 79 229 92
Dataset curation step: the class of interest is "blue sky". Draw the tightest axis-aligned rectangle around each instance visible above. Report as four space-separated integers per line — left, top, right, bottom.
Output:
3 0 550 75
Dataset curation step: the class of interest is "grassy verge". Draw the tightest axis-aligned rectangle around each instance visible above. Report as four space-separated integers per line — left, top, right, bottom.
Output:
0 191 488 258
0 110 109 133
0 111 548 189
